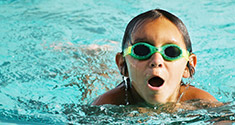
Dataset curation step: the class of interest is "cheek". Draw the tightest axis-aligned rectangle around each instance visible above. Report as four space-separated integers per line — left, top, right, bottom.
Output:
125 57 147 79
168 60 187 78
126 58 138 70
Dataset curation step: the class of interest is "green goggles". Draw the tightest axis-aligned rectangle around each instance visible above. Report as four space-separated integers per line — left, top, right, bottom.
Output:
123 42 190 61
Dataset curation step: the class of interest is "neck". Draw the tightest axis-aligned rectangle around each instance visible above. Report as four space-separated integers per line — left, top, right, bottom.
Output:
167 84 182 103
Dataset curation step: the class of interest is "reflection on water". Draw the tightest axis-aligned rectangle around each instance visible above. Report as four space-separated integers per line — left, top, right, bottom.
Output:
0 101 234 124
0 0 235 124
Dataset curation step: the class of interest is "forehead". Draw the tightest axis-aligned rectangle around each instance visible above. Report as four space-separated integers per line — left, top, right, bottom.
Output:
131 17 185 48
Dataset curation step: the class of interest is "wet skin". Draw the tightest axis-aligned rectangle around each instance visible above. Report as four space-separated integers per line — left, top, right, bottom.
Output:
92 17 218 106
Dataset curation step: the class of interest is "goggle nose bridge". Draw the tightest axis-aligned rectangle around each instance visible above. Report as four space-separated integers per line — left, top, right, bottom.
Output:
149 46 163 56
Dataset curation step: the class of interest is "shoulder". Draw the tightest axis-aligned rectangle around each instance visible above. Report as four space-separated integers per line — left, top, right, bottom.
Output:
180 85 218 102
91 83 126 105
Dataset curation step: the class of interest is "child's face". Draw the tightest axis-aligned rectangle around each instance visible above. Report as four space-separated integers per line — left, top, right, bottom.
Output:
125 17 189 104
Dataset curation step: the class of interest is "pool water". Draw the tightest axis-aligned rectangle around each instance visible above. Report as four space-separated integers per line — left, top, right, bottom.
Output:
0 0 234 124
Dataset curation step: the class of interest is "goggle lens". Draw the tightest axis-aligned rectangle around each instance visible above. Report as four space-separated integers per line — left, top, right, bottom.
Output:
133 44 150 57
164 46 181 58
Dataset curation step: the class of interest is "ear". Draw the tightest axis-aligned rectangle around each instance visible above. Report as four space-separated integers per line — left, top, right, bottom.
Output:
115 52 128 76
183 53 197 78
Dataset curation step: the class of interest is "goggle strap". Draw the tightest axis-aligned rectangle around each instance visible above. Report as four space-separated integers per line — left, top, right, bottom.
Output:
123 46 132 57
182 50 190 61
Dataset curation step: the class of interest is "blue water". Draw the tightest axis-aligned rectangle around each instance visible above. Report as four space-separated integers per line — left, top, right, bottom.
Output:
0 0 234 124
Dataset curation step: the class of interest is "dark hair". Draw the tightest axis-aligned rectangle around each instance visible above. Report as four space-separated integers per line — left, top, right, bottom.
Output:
121 9 195 77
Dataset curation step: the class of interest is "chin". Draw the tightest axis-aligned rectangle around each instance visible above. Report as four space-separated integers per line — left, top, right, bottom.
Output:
144 95 166 104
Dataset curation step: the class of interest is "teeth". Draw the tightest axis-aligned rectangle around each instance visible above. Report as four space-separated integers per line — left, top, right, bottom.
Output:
148 77 164 87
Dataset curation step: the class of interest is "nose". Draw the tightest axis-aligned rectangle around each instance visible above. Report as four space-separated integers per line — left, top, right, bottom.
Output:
149 52 164 68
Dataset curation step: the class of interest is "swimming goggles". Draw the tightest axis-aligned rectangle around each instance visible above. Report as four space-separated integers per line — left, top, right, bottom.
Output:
123 42 190 61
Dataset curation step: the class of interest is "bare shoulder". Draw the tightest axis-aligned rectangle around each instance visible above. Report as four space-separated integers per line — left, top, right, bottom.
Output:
180 85 218 102
177 85 226 110
91 84 126 105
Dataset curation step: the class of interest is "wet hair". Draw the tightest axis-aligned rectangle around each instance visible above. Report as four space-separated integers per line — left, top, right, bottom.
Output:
121 9 195 77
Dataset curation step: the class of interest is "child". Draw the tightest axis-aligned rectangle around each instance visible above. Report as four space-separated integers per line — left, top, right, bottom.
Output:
91 9 218 107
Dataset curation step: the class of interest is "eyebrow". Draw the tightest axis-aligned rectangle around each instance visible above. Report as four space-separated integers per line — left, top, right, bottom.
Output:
132 38 153 45
132 38 180 46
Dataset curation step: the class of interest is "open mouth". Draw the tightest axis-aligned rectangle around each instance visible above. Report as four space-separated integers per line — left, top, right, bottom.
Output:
148 76 164 88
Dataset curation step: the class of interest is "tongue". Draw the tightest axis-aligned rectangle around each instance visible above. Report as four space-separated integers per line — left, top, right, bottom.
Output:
148 77 164 87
